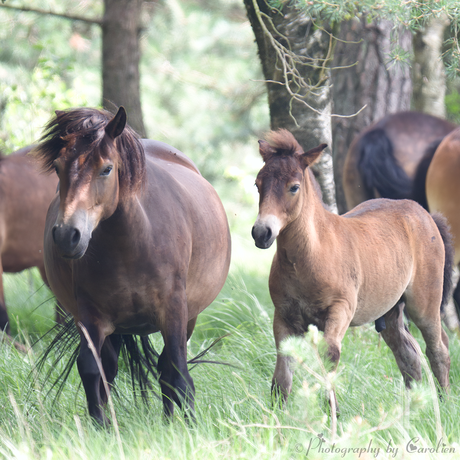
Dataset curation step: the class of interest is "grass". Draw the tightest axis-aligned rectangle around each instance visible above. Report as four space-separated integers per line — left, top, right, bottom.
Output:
1 234 460 459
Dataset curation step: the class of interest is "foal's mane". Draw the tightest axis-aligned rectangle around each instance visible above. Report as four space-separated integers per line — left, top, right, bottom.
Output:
33 107 146 196
261 129 304 161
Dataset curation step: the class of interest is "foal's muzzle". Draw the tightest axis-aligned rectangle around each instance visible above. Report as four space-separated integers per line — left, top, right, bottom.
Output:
251 214 281 249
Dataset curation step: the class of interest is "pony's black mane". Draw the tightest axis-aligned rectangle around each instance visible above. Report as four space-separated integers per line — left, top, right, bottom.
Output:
32 107 146 196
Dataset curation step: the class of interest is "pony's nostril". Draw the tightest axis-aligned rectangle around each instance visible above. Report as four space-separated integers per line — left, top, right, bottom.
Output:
265 227 272 243
52 226 58 243
251 226 256 240
70 228 81 247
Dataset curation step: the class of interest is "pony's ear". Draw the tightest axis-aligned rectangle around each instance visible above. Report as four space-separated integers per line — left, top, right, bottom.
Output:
105 106 127 140
55 110 65 118
300 143 328 169
258 140 277 161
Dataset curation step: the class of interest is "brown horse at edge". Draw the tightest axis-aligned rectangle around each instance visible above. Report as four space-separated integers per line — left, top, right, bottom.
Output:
252 129 452 404
33 106 231 424
343 111 455 211
0 147 59 345
413 126 460 312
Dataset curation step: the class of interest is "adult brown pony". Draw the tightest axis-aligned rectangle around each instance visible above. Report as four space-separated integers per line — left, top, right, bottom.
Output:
33 107 231 424
252 129 452 405
0 147 58 342
413 127 460 312
343 111 455 211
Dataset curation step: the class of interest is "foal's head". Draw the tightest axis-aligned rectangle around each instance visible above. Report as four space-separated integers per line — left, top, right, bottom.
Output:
34 106 145 259
251 130 327 249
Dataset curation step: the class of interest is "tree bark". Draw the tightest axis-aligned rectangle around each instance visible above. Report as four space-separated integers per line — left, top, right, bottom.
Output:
102 0 146 137
412 15 449 118
331 17 412 214
244 0 337 211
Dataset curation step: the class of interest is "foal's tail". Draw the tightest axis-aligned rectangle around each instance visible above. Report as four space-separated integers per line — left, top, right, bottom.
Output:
411 138 445 210
432 213 455 313
357 128 411 199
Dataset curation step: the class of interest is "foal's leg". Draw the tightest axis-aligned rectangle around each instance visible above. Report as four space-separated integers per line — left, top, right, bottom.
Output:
99 334 123 405
406 304 450 390
322 303 353 414
380 302 422 388
76 321 107 425
158 291 195 420
271 309 296 404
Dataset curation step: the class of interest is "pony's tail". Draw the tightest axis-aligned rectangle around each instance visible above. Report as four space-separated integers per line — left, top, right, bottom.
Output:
120 335 160 402
411 138 444 210
357 128 411 199
431 213 455 314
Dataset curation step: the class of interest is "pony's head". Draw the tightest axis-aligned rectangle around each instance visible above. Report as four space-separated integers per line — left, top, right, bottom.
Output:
33 106 145 259
252 129 327 249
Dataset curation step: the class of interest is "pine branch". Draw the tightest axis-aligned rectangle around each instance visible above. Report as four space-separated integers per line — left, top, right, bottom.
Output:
0 3 102 25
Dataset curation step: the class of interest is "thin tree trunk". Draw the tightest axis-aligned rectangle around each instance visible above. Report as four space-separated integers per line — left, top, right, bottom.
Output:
412 15 449 118
244 0 337 211
102 0 146 137
331 17 412 213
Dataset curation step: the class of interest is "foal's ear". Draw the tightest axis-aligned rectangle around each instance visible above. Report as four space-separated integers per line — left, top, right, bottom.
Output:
258 140 277 161
105 106 127 140
300 143 328 169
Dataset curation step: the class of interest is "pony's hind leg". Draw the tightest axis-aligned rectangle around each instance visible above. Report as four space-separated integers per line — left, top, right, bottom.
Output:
380 302 421 388
158 291 195 420
408 307 450 390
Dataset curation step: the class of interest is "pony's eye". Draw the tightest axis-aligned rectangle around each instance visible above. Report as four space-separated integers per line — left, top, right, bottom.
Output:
54 166 59 175
100 165 113 177
290 184 300 194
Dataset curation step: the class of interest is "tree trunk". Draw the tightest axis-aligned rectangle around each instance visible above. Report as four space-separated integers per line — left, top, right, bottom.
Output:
331 17 412 214
412 15 449 118
102 0 146 137
244 0 337 211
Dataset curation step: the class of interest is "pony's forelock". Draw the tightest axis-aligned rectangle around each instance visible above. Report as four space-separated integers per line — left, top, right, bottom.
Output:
32 107 146 197
260 129 304 161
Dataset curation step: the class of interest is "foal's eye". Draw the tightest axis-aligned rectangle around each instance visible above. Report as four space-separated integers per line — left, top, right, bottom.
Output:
100 165 113 176
289 184 300 194
54 166 59 175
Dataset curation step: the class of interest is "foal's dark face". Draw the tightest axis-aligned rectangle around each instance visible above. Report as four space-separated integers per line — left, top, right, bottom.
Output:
252 156 305 249
51 135 121 259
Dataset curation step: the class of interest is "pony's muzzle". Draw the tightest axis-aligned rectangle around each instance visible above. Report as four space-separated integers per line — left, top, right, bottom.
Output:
252 214 280 249
52 223 86 259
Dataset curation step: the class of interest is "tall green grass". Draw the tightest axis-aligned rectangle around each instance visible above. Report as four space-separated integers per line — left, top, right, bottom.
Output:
0 236 460 459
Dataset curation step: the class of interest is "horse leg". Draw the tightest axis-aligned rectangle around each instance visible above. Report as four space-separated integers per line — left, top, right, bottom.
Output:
0 264 9 333
271 309 296 404
76 322 108 425
38 266 67 324
407 308 450 391
158 292 195 420
99 334 123 405
187 317 197 340
322 303 354 414
380 302 422 388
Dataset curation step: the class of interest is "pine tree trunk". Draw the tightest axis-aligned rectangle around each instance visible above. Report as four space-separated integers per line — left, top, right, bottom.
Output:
331 17 412 214
102 0 146 137
244 0 337 211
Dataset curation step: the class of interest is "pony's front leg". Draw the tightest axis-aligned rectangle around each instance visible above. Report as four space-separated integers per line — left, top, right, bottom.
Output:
271 309 296 405
158 290 195 421
323 302 353 413
76 321 108 425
